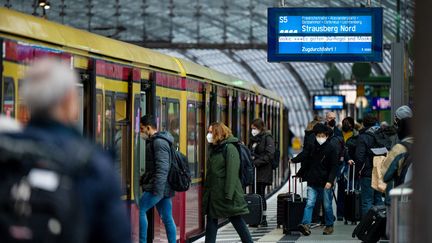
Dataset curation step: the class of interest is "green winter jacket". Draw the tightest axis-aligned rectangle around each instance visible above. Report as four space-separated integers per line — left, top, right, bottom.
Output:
203 136 249 219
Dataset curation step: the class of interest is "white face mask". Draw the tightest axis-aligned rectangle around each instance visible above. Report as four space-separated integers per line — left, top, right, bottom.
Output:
251 128 260 137
206 133 213 143
316 137 327 145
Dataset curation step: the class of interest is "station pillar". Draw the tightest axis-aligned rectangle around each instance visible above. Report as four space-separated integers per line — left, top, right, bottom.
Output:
390 41 408 121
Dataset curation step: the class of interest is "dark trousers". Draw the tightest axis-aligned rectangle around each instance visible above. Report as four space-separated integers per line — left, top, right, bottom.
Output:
205 216 253 243
255 182 267 211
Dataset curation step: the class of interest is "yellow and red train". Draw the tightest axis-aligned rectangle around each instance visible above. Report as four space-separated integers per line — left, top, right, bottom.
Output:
0 8 291 242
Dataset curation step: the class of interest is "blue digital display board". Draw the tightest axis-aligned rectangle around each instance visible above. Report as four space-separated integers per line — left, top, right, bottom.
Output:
372 97 391 110
268 8 383 62
313 95 345 110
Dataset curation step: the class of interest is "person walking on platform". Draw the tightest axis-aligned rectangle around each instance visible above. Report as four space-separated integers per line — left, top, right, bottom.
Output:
203 122 253 243
335 117 357 221
0 58 130 243
354 114 384 216
248 118 275 227
139 115 177 243
297 123 339 236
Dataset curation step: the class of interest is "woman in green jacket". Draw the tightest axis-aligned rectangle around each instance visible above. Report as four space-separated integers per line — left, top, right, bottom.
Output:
203 122 253 243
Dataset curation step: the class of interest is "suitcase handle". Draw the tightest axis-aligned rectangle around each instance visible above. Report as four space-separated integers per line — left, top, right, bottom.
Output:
346 163 356 192
289 161 304 201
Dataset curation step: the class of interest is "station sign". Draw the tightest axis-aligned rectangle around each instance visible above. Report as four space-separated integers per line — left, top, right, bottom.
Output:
313 95 345 110
268 8 383 62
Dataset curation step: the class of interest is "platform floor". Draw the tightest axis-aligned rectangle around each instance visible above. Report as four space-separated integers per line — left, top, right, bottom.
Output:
193 180 362 243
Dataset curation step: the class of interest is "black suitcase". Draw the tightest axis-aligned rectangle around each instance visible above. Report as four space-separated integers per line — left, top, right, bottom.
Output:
276 192 301 227
352 205 387 243
243 193 263 225
278 162 306 234
243 168 263 225
344 164 361 224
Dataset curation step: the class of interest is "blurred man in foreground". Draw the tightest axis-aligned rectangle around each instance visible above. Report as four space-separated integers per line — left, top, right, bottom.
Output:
0 58 130 243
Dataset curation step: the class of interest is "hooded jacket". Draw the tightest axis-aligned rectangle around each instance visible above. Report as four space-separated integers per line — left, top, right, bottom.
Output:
304 138 339 188
141 131 175 198
203 136 249 219
249 130 275 185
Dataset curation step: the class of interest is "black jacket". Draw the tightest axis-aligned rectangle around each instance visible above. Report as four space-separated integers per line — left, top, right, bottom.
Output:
21 118 131 243
249 131 275 185
304 139 339 188
141 131 175 198
291 130 315 179
354 126 380 178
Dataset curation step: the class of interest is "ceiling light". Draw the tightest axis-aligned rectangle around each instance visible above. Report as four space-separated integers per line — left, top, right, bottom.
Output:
44 3 50 10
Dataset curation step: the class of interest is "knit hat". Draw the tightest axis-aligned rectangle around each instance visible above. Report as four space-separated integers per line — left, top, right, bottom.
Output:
395 105 413 120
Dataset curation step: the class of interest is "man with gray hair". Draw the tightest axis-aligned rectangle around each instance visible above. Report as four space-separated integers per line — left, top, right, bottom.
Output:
1 58 130 242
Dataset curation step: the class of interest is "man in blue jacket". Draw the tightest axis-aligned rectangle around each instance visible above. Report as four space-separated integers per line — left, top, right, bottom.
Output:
140 115 176 243
12 58 131 243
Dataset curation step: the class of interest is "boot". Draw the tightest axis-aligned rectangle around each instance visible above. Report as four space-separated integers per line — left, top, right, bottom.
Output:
260 215 268 227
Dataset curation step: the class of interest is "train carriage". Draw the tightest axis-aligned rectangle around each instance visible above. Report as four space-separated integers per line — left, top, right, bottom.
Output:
0 7 290 243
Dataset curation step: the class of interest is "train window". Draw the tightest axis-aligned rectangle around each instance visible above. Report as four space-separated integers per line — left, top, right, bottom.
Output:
156 97 161 130
167 100 180 149
197 103 204 178
114 96 130 197
161 100 167 131
17 79 29 124
240 100 247 144
187 102 197 177
219 105 227 125
105 93 114 148
2 77 15 117
76 85 84 134
95 92 103 144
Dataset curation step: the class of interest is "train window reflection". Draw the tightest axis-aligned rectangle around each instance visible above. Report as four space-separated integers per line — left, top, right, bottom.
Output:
2 77 15 118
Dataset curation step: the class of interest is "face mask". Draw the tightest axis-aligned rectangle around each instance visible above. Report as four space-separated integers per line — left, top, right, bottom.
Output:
327 119 336 128
342 124 351 132
174 128 179 134
316 137 327 145
251 129 260 137
206 133 213 143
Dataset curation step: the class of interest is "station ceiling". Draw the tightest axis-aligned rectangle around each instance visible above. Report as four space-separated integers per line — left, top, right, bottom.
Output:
1 0 415 136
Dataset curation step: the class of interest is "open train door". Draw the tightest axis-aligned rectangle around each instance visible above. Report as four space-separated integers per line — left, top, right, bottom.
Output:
139 73 154 242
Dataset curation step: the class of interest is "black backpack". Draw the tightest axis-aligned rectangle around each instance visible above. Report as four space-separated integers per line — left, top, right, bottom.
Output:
366 128 393 151
0 134 91 243
152 137 191 192
224 141 254 187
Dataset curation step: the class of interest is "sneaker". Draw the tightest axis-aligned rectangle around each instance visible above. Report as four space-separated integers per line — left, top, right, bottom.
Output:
323 226 334 235
260 219 268 227
298 224 311 236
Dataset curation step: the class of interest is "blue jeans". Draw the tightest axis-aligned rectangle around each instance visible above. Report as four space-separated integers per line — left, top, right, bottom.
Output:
302 186 334 227
205 216 253 243
360 177 383 216
139 192 176 243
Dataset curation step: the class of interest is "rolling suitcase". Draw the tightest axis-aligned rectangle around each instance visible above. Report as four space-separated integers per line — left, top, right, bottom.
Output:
352 205 387 243
243 168 263 225
281 163 306 234
344 164 361 224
